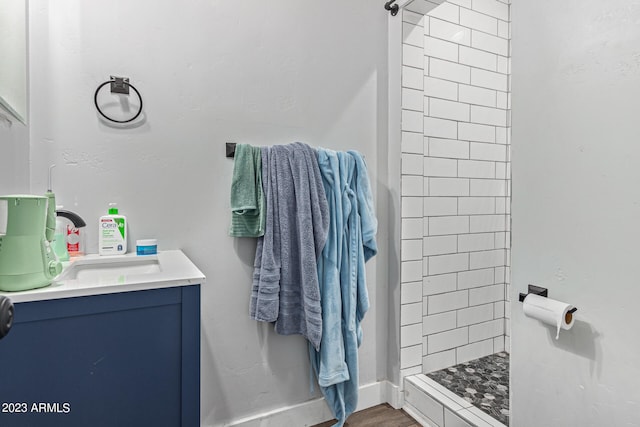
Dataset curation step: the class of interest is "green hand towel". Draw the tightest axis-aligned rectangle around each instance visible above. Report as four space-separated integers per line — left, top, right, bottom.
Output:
229 144 265 237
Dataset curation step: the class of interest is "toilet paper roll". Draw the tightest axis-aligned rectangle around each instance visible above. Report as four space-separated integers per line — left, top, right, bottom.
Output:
523 294 576 339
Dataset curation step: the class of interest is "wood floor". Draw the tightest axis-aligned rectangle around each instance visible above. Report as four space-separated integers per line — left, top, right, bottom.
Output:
311 404 420 427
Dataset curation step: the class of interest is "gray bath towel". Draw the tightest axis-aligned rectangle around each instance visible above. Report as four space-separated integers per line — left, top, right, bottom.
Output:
250 142 329 350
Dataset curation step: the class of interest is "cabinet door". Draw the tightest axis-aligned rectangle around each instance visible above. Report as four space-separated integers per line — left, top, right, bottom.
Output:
0 287 197 427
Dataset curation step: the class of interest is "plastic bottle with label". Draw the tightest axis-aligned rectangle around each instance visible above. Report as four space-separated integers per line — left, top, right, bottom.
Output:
98 203 127 255
52 206 70 261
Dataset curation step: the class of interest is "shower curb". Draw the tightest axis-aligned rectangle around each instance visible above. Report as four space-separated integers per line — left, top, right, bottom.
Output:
403 374 507 427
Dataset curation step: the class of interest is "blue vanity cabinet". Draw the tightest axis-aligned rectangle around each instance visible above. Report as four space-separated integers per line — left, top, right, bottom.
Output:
0 285 200 427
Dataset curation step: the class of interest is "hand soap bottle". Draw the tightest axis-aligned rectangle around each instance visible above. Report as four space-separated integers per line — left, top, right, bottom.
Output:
53 206 70 261
99 203 127 255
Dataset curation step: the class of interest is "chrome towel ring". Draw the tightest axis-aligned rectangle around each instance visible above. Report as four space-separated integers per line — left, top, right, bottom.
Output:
94 76 143 123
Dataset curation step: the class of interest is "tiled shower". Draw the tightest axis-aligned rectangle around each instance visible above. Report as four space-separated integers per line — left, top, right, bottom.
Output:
399 0 511 381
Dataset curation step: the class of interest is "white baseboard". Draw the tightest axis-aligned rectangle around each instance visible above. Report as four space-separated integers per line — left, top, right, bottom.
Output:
220 380 401 427
383 380 404 409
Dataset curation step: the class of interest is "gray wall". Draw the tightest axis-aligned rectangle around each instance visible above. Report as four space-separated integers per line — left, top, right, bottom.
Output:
28 1 390 425
0 119 29 194
511 0 640 425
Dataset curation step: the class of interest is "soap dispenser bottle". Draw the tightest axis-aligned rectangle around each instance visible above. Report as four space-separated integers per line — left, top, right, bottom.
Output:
56 208 87 257
99 203 127 255
53 206 70 261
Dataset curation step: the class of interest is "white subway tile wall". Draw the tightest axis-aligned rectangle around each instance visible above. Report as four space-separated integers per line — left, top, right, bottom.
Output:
400 0 510 375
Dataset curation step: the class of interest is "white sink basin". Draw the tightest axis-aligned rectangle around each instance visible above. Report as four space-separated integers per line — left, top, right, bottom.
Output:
57 255 161 282
0 250 206 303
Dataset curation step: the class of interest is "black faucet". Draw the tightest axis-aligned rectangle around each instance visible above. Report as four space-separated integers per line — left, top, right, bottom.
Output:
55 210 86 228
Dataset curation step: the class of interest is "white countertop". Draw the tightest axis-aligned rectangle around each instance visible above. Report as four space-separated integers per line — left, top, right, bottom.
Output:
0 250 206 303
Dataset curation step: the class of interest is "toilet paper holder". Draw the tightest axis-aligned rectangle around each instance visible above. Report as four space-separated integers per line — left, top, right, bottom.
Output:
519 284 548 302
519 284 578 313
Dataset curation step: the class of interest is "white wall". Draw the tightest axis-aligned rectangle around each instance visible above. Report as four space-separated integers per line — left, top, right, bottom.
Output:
0 119 29 194
399 0 511 379
28 1 389 425
511 0 640 425
0 0 28 123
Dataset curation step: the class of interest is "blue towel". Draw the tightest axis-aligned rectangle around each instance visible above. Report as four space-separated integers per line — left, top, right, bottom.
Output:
310 149 378 427
250 142 330 350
